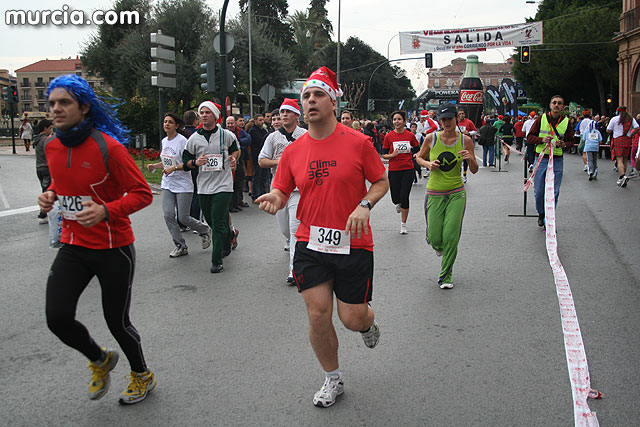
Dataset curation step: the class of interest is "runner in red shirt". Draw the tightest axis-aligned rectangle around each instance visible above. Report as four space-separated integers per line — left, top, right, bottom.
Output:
514 116 525 151
256 67 389 408
382 111 419 234
37 75 156 405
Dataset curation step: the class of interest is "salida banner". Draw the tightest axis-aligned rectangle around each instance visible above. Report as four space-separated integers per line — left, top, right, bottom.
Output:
399 22 543 54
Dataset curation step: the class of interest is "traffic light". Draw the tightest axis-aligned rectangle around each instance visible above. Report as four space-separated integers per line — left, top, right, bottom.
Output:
521 46 530 63
10 86 18 103
425 53 433 68
225 61 235 92
1 86 8 102
200 61 215 92
367 99 375 111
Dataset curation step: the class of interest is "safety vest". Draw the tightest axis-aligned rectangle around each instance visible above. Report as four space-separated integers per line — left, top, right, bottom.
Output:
536 114 568 156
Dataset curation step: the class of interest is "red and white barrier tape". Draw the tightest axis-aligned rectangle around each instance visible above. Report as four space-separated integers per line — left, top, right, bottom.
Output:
529 144 602 426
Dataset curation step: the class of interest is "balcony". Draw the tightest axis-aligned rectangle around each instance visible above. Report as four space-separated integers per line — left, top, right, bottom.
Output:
621 5 640 34
20 82 30 88
34 81 46 88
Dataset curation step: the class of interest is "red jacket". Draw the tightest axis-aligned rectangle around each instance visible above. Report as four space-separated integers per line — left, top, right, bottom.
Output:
46 130 152 249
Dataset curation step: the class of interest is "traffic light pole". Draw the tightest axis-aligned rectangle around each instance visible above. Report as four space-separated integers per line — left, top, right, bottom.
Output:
219 0 230 121
10 101 15 154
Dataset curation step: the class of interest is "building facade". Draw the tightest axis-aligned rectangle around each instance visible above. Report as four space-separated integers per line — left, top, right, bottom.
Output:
426 57 516 91
614 0 640 113
14 57 106 117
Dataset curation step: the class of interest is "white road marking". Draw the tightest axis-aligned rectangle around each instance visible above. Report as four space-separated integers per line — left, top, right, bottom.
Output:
0 205 40 218
0 182 10 209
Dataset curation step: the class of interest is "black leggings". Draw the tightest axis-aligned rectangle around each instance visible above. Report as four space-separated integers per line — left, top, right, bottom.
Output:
46 244 148 373
388 169 414 209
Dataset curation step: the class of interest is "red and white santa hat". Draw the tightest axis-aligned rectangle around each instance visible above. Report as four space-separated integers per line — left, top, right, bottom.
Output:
420 110 429 118
197 100 223 124
280 98 300 115
301 66 343 101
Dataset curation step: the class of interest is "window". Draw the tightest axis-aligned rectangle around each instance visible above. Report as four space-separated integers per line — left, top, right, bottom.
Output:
22 78 30 87
23 104 31 112
485 78 492 86
433 79 440 88
76 72 82 76
37 90 45 99
38 103 46 112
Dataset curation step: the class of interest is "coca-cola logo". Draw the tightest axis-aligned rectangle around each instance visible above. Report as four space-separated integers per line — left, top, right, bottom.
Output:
460 90 483 104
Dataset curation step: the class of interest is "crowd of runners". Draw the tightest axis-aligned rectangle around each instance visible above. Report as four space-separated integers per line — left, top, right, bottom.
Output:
31 66 639 410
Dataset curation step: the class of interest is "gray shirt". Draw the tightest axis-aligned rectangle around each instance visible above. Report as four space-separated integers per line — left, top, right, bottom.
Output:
185 126 238 194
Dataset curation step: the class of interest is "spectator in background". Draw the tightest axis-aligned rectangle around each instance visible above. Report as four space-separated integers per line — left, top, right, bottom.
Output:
227 115 251 212
20 115 33 152
183 110 201 223
249 114 269 199
478 120 498 167
514 115 525 152
523 111 538 171
32 119 54 224
607 106 638 187
270 109 282 131
264 110 273 133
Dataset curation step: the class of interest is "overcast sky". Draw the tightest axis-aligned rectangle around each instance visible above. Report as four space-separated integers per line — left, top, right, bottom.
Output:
1 0 543 93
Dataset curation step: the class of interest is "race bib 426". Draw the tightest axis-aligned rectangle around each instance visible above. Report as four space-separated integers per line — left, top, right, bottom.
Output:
59 195 92 220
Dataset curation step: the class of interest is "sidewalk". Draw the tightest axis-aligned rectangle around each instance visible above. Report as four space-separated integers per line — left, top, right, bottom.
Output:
0 140 35 156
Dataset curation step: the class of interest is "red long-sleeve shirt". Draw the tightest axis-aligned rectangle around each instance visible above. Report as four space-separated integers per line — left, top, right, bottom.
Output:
46 130 152 249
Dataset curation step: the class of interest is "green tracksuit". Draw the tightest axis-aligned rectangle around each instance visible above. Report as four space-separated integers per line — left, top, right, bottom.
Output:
425 132 467 285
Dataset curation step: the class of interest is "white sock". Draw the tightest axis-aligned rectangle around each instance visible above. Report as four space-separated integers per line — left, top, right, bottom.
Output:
326 368 342 379
401 222 406 226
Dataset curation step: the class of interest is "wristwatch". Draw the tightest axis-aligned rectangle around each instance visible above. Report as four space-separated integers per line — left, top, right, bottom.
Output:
359 199 372 210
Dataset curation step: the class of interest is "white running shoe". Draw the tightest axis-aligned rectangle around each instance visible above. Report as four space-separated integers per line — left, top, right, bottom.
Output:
313 374 344 408
583 164 588 171
621 176 630 188
400 223 408 235
169 246 188 258
439 282 454 289
201 228 212 249
462 174 468 183
395 204 401 213
361 320 380 348
38 217 48 224
617 177 624 186
284 239 290 251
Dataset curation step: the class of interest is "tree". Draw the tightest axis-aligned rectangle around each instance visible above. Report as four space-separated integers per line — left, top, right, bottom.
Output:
512 0 618 114
308 0 332 42
239 0 294 48
323 37 415 114
288 10 332 77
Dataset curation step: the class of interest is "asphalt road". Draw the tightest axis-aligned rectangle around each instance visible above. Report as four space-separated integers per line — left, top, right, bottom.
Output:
1 148 639 426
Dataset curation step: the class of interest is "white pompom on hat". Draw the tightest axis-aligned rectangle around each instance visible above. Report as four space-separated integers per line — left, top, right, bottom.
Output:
280 98 301 115
300 66 343 101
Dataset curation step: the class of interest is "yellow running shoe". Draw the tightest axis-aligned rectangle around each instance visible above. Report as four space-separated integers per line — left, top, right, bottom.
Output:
88 348 119 400
119 370 156 405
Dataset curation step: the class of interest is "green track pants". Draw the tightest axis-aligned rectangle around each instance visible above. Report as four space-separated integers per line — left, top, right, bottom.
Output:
424 189 466 285
199 192 232 266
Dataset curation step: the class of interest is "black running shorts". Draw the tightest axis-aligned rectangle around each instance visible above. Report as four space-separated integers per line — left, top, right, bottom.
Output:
292 241 374 304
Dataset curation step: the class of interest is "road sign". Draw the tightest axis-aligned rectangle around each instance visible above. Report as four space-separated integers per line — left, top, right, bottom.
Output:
151 61 176 74
151 75 176 88
150 47 175 61
258 84 276 102
150 32 175 48
214 34 234 54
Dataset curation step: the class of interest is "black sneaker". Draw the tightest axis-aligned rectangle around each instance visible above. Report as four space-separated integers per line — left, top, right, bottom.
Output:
621 176 630 188
537 214 545 227
210 264 224 273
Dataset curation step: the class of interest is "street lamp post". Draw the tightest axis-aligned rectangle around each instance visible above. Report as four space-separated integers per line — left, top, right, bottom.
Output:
387 33 399 60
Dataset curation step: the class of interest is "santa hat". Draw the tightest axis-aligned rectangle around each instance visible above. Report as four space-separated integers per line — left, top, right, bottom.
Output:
301 66 343 101
198 101 223 124
280 98 300 115
420 110 429 118
498 115 504 120
529 111 536 117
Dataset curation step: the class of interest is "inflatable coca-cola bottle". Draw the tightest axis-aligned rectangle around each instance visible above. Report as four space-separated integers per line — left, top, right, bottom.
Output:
458 55 484 128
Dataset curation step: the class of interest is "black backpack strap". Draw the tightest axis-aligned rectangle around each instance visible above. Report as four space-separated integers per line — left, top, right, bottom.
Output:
90 129 110 174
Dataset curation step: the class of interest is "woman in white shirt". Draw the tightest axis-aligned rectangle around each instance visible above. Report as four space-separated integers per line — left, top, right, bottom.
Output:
19 117 33 152
148 113 211 257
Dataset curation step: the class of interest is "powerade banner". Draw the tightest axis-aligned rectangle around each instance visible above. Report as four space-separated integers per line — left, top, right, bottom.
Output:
399 22 543 54
485 85 503 115
500 78 517 117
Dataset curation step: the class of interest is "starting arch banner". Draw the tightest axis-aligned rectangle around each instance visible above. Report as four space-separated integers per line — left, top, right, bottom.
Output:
399 22 543 54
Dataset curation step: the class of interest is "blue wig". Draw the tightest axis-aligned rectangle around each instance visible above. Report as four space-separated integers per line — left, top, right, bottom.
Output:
47 74 130 144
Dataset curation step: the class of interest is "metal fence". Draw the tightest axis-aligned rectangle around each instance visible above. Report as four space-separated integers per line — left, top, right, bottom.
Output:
621 5 640 33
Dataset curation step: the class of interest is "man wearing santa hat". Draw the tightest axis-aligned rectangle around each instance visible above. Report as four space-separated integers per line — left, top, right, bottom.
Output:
256 67 389 408
182 101 240 273
258 98 307 284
